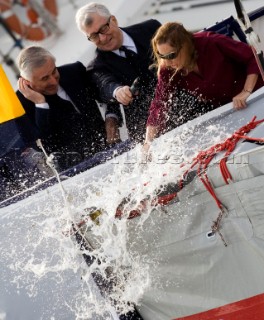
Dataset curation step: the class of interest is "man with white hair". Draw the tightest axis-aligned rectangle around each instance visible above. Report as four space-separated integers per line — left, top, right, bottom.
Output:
16 45 107 170
76 2 161 143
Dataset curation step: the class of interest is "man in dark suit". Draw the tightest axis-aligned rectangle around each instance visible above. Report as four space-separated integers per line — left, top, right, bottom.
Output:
16 46 107 170
76 3 161 143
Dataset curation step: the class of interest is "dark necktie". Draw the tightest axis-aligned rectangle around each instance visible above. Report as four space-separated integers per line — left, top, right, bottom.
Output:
46 94 76 112
119 46 137 59
44 93 84 151
119 46 140 73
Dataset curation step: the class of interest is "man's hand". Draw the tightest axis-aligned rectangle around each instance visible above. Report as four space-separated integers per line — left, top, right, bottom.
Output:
115 86 133 106
18 77 46 104
105 117 120 144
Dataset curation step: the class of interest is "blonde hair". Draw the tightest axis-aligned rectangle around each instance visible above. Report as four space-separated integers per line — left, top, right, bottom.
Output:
151 22 197 75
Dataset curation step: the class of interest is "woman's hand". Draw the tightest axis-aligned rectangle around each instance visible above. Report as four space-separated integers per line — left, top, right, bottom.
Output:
232 89 251 110
141 141 152 163
233 74 258 109
141 125 159 162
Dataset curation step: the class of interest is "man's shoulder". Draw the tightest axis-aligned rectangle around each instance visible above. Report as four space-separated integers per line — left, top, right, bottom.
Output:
16 90 36 116
58 61 87 84
87 50 113 70
130 19 161 28
16 89 32 105
125 19 161 33
58 61 85 74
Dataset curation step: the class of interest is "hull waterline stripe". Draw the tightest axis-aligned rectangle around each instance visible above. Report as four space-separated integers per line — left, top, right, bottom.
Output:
174 292 264 320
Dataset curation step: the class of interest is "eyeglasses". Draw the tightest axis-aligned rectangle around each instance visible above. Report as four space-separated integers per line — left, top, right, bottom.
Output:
157 47 182 60
87 17 111 42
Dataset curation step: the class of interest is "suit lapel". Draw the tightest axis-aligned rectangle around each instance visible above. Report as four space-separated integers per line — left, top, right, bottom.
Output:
57 66 82 109
121 26 152 60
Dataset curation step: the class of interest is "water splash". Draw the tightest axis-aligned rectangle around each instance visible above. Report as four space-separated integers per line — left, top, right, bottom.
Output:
0 122 225 319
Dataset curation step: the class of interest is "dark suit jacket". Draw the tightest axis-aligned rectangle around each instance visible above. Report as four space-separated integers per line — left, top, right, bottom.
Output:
17 62 106 164
87 19 161 142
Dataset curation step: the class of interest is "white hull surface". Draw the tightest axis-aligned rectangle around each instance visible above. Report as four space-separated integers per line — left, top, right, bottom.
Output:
85 87 264 320
128 136 264 319
1 87 264 320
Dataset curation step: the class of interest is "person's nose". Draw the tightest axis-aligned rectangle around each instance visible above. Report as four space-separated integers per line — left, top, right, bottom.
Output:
98 33 107 41
165 59 174 67
49 75 59 85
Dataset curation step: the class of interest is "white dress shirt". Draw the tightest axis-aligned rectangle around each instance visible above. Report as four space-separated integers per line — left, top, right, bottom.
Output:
35 85 80 113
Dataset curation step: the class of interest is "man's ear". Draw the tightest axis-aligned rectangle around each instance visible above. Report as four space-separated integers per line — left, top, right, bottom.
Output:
21 77 33 89
111 15 118 26
22 77 31 86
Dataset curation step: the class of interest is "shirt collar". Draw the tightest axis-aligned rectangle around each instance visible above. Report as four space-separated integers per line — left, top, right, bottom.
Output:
113 30 137 56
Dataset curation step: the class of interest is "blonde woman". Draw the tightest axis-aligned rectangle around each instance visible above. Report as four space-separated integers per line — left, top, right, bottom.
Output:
144 22 263 147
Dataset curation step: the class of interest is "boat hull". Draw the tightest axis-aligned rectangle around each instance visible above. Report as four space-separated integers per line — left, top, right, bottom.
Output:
176 293 264 320
127 146 264 319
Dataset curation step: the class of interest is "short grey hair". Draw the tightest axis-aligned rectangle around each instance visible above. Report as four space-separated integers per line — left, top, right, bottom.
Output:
75 2 111 33
17 46 56 79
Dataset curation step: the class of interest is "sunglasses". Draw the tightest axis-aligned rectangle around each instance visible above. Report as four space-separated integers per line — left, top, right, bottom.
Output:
87 16 111 42
157 47 182 60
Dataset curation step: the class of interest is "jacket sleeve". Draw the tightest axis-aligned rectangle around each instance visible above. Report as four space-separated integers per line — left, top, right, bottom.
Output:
90 69 121 103
87 55 122 103
16 90 50 138
34 108 51 138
